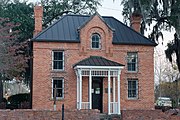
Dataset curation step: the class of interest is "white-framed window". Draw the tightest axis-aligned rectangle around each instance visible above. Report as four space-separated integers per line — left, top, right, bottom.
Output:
91 33 101 49
52 51 64 70
52 78 64 99
127 79 138 99
127 52 138 72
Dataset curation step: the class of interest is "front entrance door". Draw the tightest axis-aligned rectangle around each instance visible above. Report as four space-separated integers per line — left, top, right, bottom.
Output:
92 77 103 112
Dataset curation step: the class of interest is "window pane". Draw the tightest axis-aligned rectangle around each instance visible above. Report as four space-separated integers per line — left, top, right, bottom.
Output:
93 41 99 48
127 52 137 71
53 89 63 98
53 61 63 70
53 79 63 98
92 42 96 48
127 63 132 71
131 63 136 71
91 34 100 49
96 42 99 48
128 80 138 98
53 80 58 88
132 58 136 62
127 57 135 63
54 52 63 60
56 89 62 97
53 80 62 88
56 80 62 88
53 51 64 70
132 81 136 88
128 90 132 97
92 36 96 41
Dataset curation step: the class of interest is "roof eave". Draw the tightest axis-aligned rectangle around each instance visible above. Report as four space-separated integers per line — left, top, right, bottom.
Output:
112 42 157 46
31 39 80 43
74 65 124 69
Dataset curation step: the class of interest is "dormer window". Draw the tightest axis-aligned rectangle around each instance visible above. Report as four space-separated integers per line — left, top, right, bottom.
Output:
91 33 101 49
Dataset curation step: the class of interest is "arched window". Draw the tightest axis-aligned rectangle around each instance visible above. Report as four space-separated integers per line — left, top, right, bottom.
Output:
91 33 101 49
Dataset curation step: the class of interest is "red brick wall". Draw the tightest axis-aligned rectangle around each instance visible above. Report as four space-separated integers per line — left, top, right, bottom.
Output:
32 15 155 112
34 5 43 36
1 109 180 120
121 110 180 120
0 109 100 120
130 13 142 33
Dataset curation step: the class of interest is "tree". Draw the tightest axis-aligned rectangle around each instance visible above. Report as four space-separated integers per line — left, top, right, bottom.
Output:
0 0 102 41
155 80 180 107
0 0 34 42
165 33 180 72
154 48 180 100
41 0 102 26
120 0 180 72
0 18 28 102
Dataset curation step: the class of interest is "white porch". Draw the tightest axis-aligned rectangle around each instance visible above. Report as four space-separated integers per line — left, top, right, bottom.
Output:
74 66 123 115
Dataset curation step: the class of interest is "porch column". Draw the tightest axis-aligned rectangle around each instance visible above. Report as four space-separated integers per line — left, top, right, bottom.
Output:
113 77 116 102
117 70 121 115
108 70 111 115
79 69 82 109
89 69 92 109
76 73 79 109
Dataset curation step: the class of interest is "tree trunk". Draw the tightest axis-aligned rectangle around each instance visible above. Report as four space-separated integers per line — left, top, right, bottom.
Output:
175 28 180 73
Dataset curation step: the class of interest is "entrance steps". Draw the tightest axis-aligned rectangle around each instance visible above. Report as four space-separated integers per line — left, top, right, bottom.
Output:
99 114 121 120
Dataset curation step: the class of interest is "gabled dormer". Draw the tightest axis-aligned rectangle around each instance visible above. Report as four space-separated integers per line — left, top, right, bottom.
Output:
78 13 114 56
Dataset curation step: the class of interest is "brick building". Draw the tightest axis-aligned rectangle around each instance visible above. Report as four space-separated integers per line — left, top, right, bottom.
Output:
32 5 156 115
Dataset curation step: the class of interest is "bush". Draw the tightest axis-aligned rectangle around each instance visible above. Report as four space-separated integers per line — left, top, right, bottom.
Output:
0 102 6 109
7 93 30 109
0 98 7 109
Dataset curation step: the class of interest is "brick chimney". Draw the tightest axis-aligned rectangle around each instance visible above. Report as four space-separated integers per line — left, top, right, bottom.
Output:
130 12 142 33
34 4 43 36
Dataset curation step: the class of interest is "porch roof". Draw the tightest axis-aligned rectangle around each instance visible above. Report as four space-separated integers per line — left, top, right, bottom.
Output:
73 56 124 68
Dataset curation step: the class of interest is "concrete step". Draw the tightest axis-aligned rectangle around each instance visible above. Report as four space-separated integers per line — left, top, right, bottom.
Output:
99 114 121 120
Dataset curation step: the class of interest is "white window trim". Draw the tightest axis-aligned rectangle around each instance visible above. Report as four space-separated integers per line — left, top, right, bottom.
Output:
52 51 65 71
52 78 64 99
91 33 101 49
127 52 138 72
127 79 138 100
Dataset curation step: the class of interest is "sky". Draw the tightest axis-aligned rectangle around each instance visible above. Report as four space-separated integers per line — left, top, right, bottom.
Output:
98 0 123 21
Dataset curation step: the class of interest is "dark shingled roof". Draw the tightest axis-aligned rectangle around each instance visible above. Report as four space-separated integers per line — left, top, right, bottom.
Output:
32 14 157 46
73 56 124 68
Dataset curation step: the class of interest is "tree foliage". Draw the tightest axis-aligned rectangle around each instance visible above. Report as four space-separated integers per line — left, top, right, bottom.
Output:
0 0 102 41
41 0 102 26
0 18 29 103
165 34 180 72
0 0 34 42
120 0 180 72
0 18 28 79
155 80 180 107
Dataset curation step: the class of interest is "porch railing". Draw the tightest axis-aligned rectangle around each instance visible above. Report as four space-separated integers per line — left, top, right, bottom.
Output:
110 102 118 114
81 102 90 109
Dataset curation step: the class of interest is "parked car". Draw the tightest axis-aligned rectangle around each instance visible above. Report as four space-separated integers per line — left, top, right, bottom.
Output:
156 97 172 107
